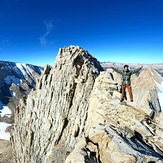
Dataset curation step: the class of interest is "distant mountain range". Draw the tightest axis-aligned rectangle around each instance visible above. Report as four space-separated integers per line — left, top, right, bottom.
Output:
100 62 163 76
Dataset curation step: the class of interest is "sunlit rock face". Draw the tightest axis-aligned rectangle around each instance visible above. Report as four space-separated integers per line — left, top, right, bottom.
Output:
11 46 163 163
11 46 103 163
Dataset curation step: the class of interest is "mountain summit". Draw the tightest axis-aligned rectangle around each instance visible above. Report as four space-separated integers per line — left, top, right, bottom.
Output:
11 46 163 163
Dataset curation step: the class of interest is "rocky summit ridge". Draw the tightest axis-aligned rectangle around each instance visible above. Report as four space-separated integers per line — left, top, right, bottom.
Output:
11 46 163 163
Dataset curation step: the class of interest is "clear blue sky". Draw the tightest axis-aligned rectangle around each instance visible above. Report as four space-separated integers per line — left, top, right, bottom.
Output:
0 0 163 66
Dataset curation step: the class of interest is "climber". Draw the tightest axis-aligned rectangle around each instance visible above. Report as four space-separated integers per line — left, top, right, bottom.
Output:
110 64 143 102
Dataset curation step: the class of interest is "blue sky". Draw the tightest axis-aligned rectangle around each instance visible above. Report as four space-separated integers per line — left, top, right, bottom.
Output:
0 0 163 66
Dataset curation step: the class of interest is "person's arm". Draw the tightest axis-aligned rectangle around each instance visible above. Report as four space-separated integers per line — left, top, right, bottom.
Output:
130 66 143 74
110 65 123 74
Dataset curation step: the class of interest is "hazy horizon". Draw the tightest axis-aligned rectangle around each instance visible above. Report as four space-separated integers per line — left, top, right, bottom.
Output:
1 57 163 67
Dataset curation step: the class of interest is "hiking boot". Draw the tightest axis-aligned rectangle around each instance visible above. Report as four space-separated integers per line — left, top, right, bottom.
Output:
120 99 124 102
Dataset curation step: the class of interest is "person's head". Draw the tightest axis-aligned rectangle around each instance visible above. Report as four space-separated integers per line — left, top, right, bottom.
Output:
124 65 129 71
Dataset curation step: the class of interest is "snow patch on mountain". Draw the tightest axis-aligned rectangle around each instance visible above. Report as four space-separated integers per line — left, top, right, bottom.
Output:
0 101 11 140
155 82 163 112
0 101 12 117
0 122 11 140
16 63 27 76
158 93 163 112
16 63 35 78
9 88 16 97
17 63 43 77
156 82 163 92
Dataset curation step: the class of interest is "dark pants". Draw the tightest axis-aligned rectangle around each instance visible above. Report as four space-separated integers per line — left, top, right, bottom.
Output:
121 85 133 101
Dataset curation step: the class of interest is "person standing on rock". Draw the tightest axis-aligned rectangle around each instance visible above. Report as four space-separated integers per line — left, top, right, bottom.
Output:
110 64 143 102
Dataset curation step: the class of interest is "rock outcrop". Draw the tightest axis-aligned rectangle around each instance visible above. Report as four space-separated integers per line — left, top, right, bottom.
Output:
11 46 103 162
11 46 163 163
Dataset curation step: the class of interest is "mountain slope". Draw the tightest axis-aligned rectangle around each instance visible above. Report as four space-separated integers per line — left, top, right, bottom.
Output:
0 61 43 162
11 46 163 163
0 60 43 136
0 61 43 107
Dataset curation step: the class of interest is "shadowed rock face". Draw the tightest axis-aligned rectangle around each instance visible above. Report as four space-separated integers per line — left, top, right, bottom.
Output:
11 46 163 163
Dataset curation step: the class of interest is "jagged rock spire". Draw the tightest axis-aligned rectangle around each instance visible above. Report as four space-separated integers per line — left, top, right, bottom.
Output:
11 46 103 162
